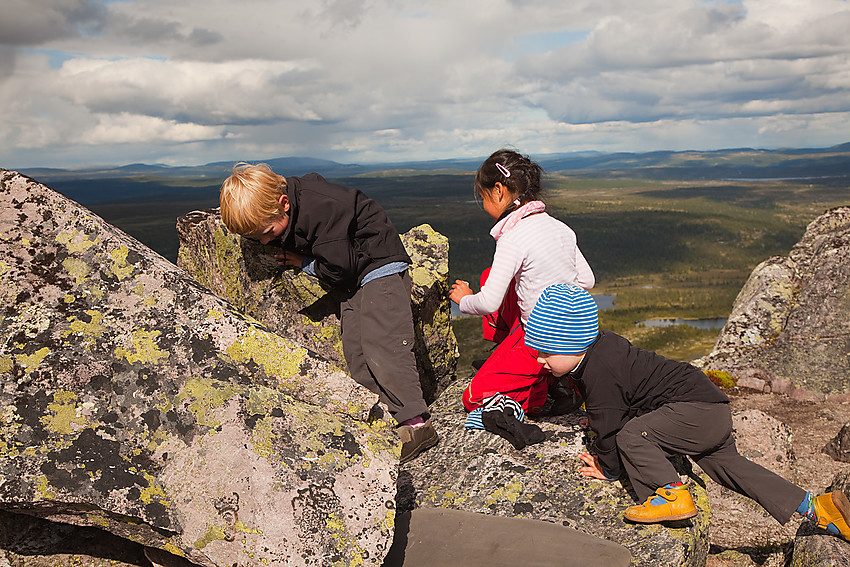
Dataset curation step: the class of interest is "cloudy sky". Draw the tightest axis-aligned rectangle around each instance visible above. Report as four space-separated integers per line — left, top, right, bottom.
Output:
2 0 850 169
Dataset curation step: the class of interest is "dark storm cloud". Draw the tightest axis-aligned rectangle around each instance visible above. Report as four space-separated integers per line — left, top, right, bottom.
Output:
0 0 106 45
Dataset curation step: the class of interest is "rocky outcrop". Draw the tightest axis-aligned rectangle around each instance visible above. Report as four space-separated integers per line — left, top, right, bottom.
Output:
0 170 398 566
2 168 714 566
695 206 850 395
397 381 711 567
175 210 458 404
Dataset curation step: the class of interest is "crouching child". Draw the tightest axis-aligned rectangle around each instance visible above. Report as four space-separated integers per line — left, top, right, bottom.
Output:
524 283 850 538
219 163 438 463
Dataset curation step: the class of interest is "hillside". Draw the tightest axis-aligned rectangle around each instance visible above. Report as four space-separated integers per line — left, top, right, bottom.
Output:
8 144 850 363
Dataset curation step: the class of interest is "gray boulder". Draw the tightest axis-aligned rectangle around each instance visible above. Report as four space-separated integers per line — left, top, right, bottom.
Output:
396 381 712 567
0 170 398 566
176 194 713 566
695 206 850 394
175 210 458 404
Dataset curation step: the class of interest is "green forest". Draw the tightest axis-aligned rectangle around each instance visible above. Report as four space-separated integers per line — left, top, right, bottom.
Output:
38 159 849 372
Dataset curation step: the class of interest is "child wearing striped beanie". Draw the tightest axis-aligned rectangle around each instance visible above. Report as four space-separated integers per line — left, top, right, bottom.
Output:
525 284 850 538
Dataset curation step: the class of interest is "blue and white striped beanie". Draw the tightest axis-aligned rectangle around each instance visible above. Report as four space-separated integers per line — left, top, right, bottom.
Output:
525 284 599 355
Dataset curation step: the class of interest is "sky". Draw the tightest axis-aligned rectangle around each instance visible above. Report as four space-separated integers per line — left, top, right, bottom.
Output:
2 0 850 169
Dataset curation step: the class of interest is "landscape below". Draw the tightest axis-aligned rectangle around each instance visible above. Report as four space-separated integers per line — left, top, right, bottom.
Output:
19 143 850 367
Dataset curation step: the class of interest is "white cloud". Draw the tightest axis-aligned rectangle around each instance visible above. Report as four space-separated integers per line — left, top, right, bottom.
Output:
1 0 849 168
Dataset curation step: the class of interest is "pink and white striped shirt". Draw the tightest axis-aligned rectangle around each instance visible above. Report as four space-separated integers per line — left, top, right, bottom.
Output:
459 201 594 324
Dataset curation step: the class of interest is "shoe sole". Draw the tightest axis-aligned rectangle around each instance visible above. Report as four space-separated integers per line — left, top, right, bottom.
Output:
624 509 698 523
399 431 439 465
827 491 850 539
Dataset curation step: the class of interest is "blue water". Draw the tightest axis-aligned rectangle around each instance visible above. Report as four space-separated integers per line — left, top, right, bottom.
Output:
638 318 728 330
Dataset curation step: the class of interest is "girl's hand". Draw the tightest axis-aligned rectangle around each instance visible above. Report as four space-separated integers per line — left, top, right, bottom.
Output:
273 251 304 268
449 280 473 304
578 452 608 480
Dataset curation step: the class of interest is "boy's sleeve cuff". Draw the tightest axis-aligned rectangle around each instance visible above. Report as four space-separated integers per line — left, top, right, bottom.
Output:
301 257 316 276
601 467 621 481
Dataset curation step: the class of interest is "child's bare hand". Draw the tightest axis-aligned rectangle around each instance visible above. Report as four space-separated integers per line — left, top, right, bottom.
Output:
578 452 608 480
449 280 473 304
273 251 304 268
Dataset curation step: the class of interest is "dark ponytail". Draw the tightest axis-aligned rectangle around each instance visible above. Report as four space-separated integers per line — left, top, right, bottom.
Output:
474 149 544 206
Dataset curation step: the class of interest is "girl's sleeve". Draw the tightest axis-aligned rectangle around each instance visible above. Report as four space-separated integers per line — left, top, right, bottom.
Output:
459 239 522 315
575 247 595 290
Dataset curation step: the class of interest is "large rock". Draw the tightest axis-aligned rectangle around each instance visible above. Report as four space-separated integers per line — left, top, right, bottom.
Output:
175 210 458 404
175 193 712 566
396 381 712 567
0 170 398 566
695 206 850 394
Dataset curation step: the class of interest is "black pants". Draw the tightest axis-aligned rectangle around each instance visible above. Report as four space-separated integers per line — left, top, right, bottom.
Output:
616 401 806 524
340 271 428 424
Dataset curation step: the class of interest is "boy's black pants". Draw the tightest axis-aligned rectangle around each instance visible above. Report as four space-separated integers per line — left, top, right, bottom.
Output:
340 271 429 424
616 401 806 524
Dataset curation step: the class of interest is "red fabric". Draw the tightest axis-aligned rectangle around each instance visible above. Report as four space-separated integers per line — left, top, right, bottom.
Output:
480 267 521 343
464 268 549 416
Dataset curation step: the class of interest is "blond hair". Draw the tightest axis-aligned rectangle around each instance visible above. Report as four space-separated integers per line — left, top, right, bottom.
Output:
219 162 288 235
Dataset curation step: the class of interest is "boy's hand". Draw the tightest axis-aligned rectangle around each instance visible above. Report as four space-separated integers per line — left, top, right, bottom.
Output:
274 251 304 268
578 452 608 480
449 280 473 304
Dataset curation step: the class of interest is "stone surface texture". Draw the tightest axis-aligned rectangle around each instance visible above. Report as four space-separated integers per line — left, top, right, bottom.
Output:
695 206 850 395
0 170 398 566
175 210 458 405
398 381 712 567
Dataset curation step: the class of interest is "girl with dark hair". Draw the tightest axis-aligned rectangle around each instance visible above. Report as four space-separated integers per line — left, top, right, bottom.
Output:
449 149 595 417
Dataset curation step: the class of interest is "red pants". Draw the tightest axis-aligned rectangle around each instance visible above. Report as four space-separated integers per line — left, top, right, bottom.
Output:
462 269 550 416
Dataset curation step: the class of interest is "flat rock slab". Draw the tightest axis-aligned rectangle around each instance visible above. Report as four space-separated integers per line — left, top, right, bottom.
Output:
383 506 631 567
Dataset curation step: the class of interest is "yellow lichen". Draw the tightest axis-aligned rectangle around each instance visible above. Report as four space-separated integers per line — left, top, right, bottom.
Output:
194 524 228 549
162 542 186 557
68 310 105 337
14 347 50 371
35 475 57 500
62 257 90 285
115 329 169 364
57 230 98 254
110 246 134 280
485 480 523 507
40 390 89 435
225 328 306 381
173 376 237 428
139 472 170 507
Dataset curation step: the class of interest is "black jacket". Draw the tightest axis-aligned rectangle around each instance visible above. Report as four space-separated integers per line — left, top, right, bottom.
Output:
280 173 411 291
570 330 729 477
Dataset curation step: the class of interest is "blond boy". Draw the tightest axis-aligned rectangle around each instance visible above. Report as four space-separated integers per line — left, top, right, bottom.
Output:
220 163 438 463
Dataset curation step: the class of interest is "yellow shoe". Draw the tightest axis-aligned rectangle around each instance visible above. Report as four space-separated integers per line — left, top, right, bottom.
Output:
624 486 697 523
814 491 850 540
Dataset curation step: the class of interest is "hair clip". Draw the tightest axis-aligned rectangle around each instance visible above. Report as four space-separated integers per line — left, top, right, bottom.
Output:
495 163 511 177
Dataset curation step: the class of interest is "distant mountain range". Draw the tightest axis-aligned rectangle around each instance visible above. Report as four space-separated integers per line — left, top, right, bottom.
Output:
15 141 850 183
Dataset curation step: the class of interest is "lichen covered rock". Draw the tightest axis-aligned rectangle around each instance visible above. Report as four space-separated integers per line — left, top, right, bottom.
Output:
695 206 850 394
397 382 712 567
176 210 458 404
0 170 398 566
